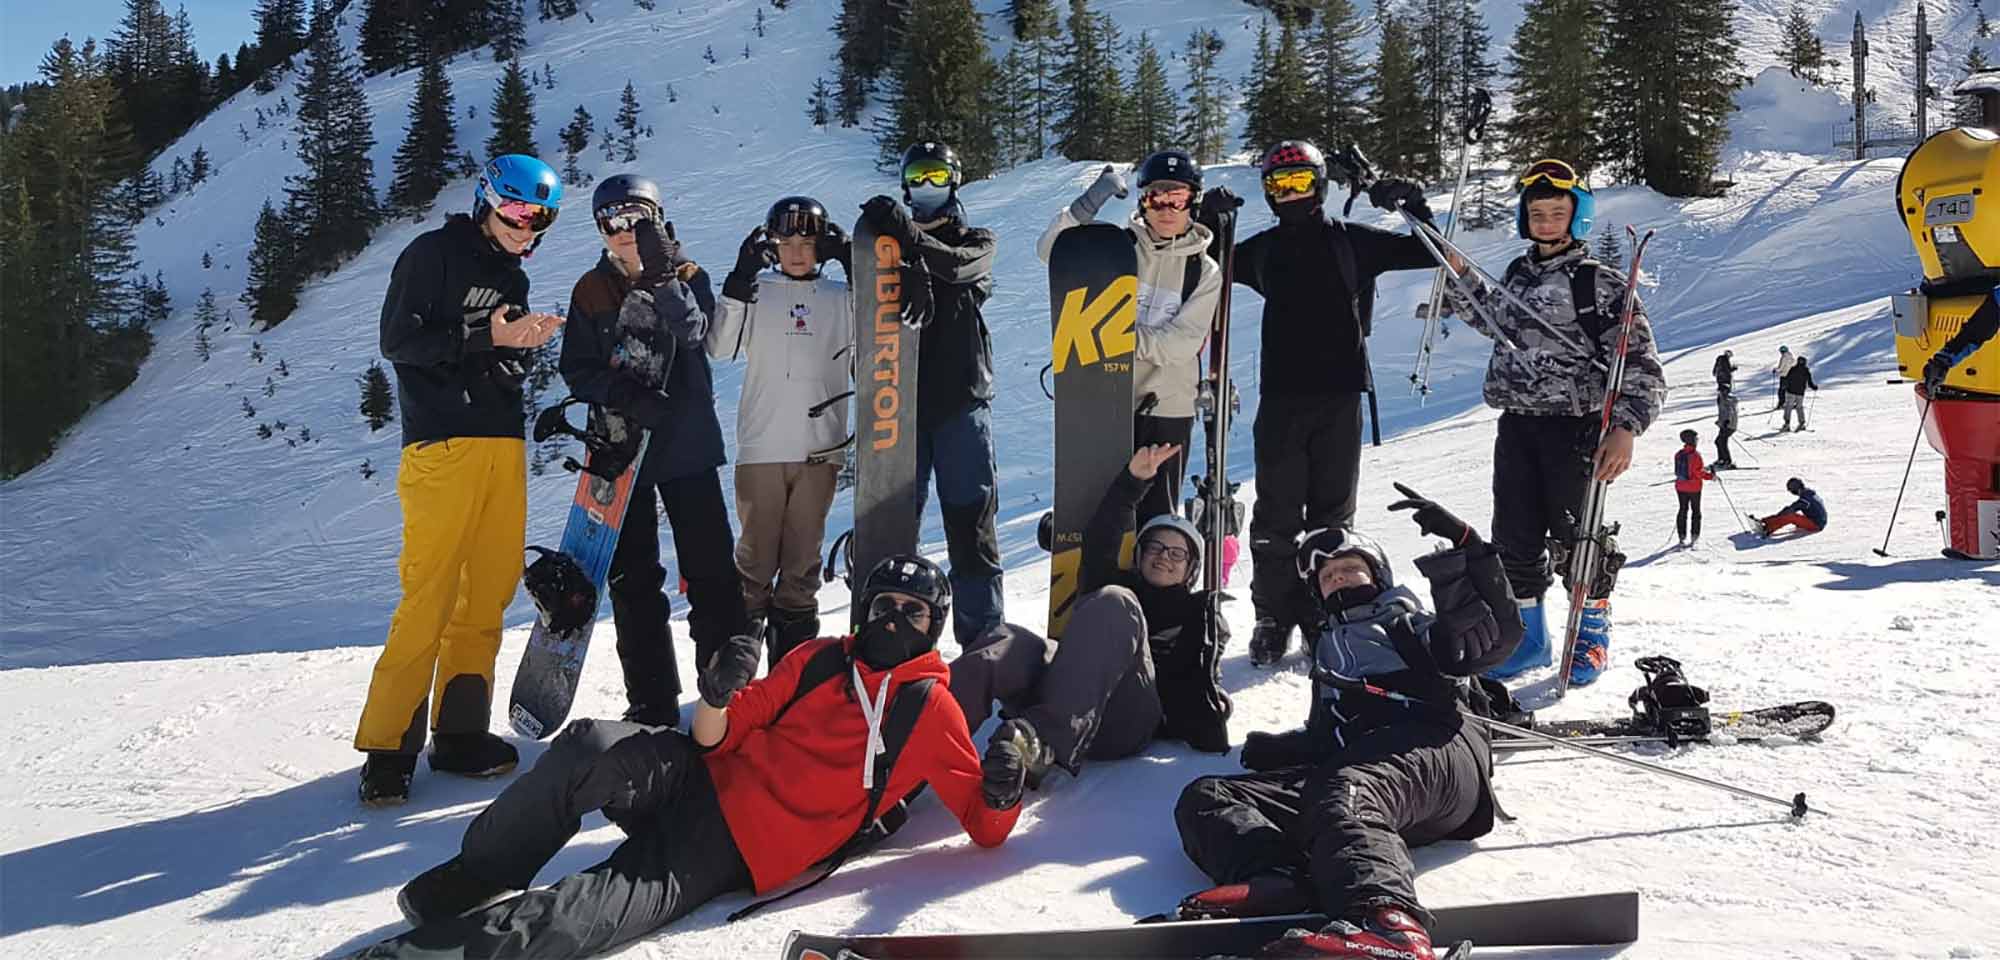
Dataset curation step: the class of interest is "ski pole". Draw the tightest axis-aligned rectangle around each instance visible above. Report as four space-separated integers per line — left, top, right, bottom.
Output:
1411 88 1493 399
1873 395 1932 557
1935 509 1950 550
1400 212 1609 367
1314 671 1821 819
1710 471 1753 535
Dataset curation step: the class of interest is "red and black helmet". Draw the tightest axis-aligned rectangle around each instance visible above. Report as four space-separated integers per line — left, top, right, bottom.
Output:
1260 139 1330 212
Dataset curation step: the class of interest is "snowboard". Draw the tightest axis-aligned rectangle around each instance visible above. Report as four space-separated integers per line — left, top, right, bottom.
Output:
1187 194 1244 593
848 214 923 620
1496 700 1837 752
1047 223 1139 639
779 891 1638 959
508 407 650 739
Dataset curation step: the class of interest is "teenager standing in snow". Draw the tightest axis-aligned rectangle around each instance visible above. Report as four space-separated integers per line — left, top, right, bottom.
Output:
708 196 854 666
1779 354 1817 431
1173 486 1519 960
361 555 1022 960
1035 151 1223 523
1440 158 1666 687
1673 429 1714 547
356 154 565 807
1713 383 1739 469
1231 139 1440 668
856 142 1005 647
950 443 1233 793
1773 345 1796 408
1712 350 1735 390
561 175 747 727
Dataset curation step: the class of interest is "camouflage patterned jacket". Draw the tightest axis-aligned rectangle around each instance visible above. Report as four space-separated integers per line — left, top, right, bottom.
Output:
1444 242 1666 435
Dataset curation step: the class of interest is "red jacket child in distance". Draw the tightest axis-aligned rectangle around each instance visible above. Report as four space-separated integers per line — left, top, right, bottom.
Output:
1673 430 1715 546
356 555 1021 960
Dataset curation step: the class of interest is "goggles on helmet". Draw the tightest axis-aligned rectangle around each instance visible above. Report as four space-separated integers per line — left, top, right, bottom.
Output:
1262 167 1319 197
484 182 557 233
769 207 828 238
902 159 954 188
593 200 655 236
1141 184 1194 211
1517 158 1581 192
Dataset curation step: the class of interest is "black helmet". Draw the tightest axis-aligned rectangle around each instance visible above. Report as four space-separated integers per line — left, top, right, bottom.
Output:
1137 150 1202 194
859 554 952 644
1787 477 1806 496
592 174 661 216
765 195 830 238
899 141 963 188
1680 429 1698 445
1295 527 1393 599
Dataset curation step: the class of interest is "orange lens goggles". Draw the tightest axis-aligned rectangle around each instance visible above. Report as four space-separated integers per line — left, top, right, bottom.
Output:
1263 168 1318 196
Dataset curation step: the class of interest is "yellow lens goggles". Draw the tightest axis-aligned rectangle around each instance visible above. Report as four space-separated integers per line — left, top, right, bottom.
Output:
1262 168 1318 196
1517 159 1580 191
903 162 953 188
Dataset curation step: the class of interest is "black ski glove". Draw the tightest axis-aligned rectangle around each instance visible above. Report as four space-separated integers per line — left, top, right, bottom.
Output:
698 633 763 709
1367 178 1433 224
1239 728 1315 772
634 219 684 290
899 263 934 329
816 220 853 277
860 195 912 243
1387 481 1477 546
722 226 771 303
1414 542 1520 676
980 724 1031 809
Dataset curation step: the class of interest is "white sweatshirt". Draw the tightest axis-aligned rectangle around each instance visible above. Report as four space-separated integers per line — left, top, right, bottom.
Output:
706 272 854 465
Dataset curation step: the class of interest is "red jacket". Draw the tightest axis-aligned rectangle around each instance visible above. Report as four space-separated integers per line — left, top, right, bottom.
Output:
702 637 1018 893
1673 446 1713 493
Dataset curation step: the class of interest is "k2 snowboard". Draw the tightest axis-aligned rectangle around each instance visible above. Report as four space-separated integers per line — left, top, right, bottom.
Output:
847 214 923 617
1047 223 1138 639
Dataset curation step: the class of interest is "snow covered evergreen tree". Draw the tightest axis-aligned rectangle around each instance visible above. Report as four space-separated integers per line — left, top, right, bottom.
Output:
1502 0 1601 173
490 0 527 62
1366 11 1428 178
358 0 407 75
388 53 459 215
1055 0 1129 161
1180 28 1229 165
1600 0 1743 196
286 0 379 271
486 56 539 158
874 0 998 178
1125 34 1178 162
1308 0 1370 161
616 81 642 162
242 199 300 329
559 106 594 184
1776 3 1831 86
358 361 395 431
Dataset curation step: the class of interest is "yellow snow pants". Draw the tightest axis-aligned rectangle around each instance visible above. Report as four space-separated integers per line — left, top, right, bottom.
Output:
354 437 527 753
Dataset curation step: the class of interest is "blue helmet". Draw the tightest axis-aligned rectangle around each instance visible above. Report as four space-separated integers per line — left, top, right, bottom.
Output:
474 154 562 228
1515 158 1594 242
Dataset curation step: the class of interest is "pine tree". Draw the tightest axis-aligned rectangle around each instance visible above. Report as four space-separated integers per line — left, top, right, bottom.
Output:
1309 0 1369 159
202 251 212 269
1600 0 1742 195
704 45 717 64
107 0 179 154
1455 0 1496 138
137 271 172 328
195 326 212 360
277 358 290 376
1055 0 1130 160
190 145 210 183
1501 0 1601 174
1979 0 1993 39
171 155 192 195
1594 221 1623 262
286 0 379 272
359 361 396 429
873 0 999 178
834 0 911 124
1960 48 1996 128
243 199 300 327
1409 0 1458 182
756 7 767 37
358 0 407 74
251 339 266 363
616 81 642 161
1777 3 1830 85
1180 28 1229 164
388 52 459 214
1366 10 1428 179
490 0 526 61
1126 34 1178 162
486 56 539 158
1241 20 1275 151
251 0 307 88
539 0 578 19
559 105 594 184
120 168 166 221
215 52 236 95
807 78 834 128
1015 0 1061 160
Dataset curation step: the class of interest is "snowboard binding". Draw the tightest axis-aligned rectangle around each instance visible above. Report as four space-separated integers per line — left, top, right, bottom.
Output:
533 397 642 482
1628 655 1711 742
523 546 597 633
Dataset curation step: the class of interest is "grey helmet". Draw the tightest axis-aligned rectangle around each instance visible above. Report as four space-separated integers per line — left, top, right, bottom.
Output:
1137 513 1203 588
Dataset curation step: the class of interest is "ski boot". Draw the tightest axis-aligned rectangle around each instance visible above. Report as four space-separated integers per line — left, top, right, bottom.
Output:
620 702 681 728
1567 598 1611 687
1249 619 1293 667
1170 872 1312 921
1629 655 1711 742
428 732 519 778
1253 904 1437 959
359 752 416 807
767 606 821 668
1483 596 1548 680
397 856 522 927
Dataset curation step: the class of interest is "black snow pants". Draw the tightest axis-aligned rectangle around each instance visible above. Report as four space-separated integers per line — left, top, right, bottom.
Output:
357 719 751 959
1173 720 1489 928
1249 393 1365 632
1492 413 1599 601
948 586 1161 772
608 469 749 715
1676 490 1703 542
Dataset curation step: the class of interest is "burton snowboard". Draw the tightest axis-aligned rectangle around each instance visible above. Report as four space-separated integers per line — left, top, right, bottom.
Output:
1187 193 1244 593
779 891 1638 959
1047 223 1138 639
509 403 649 739
847 214 923 620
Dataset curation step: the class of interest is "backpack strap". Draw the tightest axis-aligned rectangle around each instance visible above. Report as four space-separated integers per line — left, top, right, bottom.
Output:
1570 259 1606 345
769 642 849 729
1180 253 1202 305
725 674 939 922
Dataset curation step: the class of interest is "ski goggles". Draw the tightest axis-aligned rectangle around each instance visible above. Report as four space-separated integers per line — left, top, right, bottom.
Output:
867 595 932 623
1140 185 1194 212
902 159 955 188
1262 167 1319 197
768 207 828 238
593 201 656 236
1517 159 1581 192
484 183 558 232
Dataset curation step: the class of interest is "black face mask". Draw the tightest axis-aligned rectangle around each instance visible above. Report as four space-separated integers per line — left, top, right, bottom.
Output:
1274 201 1322 227
856 609 930 670
1323 583 1385 621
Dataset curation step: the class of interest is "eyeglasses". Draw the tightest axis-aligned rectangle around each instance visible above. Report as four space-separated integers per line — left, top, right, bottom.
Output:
868 595 931 623
902 160 954 188
1141 187 1193 212
1517 158 1581 191
1140 539 1190 563
593 201 655 236
1262 168 1318 197
769 207 827 238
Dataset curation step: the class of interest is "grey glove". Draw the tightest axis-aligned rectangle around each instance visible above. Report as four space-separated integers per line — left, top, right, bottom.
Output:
1069 164 1129 222
698 633 762 709
650 277 709 344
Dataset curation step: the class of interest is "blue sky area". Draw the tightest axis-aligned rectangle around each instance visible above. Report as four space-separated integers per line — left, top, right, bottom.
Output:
2 0 256 87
